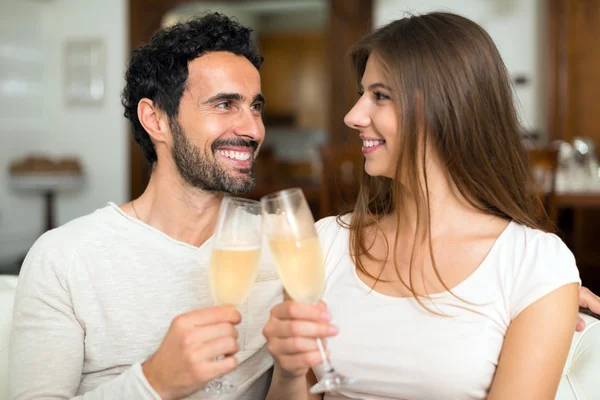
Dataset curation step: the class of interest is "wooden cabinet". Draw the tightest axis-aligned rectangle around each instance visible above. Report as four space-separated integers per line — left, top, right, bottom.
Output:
549 0 600 292
258 32 328 129
549 0 600 144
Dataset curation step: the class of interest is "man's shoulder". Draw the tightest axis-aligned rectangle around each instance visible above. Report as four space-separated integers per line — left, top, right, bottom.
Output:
29 204 122 257
19 204 121 280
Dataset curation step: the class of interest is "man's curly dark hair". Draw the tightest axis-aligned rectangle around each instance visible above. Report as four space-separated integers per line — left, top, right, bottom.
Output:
121 13 263 164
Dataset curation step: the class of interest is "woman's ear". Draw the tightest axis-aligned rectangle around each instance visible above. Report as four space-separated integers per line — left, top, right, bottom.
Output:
137 98 169 145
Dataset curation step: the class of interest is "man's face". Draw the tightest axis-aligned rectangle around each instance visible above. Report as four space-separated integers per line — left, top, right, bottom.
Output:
171 51 265 194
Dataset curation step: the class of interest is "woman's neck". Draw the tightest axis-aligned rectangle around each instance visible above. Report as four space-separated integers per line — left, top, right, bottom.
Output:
381 172 485 240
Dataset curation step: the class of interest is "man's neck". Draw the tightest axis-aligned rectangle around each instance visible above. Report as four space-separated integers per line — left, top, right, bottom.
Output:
130 164 224 248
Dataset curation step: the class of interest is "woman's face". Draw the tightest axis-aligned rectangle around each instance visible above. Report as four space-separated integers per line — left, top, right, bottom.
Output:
344 55 399 179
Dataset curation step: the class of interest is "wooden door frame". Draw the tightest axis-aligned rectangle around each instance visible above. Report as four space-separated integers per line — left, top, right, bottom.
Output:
128 0 373 199
547 0 572 143
128 0 191 199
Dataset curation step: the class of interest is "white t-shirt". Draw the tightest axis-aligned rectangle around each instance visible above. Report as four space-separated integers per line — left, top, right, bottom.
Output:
314 216 580 400
9 203 283 399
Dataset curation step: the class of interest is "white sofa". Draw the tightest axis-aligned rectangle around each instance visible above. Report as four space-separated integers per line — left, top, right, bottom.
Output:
1 275 18 400
0 274 599 399
556 312 600 399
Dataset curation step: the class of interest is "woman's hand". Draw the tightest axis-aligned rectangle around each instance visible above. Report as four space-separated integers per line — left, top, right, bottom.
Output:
263 300 338 378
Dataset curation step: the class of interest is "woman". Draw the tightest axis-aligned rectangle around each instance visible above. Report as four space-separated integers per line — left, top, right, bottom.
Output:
264 12 582 400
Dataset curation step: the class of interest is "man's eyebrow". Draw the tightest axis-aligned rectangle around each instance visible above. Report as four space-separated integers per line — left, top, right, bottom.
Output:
253 94 265 105
202 92 245 104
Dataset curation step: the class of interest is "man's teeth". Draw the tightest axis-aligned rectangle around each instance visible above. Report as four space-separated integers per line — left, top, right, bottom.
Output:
363 140 385 148
217 150 251 161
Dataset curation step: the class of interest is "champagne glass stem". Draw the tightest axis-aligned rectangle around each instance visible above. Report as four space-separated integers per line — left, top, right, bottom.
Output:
309 337 356 394
203 356 233 394
316 338 334 373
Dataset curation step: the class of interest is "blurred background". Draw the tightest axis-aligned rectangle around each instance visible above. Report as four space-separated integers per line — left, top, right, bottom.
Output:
1 0 599 292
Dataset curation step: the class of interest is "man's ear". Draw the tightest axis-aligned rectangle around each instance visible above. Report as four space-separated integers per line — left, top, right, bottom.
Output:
138 98 170 144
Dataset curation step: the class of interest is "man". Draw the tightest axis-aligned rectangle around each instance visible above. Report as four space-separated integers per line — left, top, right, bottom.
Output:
10 13 281 399
9 11 600 400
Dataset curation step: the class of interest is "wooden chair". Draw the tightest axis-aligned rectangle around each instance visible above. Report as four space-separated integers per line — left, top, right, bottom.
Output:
527 146 560 229
319 144 364 217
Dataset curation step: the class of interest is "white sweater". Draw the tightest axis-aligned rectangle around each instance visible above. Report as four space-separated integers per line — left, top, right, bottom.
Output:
9 203 283 399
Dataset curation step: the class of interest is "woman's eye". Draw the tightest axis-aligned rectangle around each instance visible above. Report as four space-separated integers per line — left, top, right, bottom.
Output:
357 91 364 97
375 92 390 101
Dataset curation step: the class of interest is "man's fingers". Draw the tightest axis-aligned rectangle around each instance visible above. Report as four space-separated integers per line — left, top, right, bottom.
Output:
195 356 239 382
576 286 600 332
185 323 238 349
270 300 330 322
576 317 586 332
176 306 242 328
195 336 240 362
580 286 600 313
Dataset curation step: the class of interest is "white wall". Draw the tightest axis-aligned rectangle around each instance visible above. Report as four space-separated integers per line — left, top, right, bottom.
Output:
374 0 545 136
0 0 47 266
163 2 261 40
163 1 328 38
41 0 129 223
0 0 544 266
0 0 128 267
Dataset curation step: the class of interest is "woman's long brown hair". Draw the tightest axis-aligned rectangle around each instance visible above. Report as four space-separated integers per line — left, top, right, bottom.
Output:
343 12 543 308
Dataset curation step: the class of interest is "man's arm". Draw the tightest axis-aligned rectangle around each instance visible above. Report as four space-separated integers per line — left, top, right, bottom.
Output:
487 283 579 399
9 237 241 400
9 238 162 399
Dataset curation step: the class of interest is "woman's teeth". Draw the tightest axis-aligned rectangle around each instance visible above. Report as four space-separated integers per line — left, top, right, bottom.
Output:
363 140 385 148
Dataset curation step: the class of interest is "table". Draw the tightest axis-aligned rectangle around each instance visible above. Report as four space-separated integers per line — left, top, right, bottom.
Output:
9 173 84 231
555 193 600 208
554 190 600 274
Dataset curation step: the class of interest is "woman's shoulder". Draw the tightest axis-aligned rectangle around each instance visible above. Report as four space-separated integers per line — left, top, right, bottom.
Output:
315 214 350 230
315 214 351 253
507 222 574 261
316 214 354 279
502 221 580 319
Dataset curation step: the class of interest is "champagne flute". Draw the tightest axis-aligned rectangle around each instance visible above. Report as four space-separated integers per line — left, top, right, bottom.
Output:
204 196 262 394
260 188 356 394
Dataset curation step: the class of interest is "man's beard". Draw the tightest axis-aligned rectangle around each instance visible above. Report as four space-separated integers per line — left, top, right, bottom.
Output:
171 120 258 194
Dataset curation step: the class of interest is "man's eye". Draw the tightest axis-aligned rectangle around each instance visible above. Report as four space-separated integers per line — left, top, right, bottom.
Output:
251 103 263 112
216 101 230 109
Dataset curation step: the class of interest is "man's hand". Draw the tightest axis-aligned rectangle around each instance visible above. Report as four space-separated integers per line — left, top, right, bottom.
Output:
142 306 241 400
577 286 600 331
263 300 338 378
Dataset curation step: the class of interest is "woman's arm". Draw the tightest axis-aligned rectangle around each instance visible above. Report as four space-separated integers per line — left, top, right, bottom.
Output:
487 283 579 399
264 300 334 400
266 367 322 400
306 369 323 400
